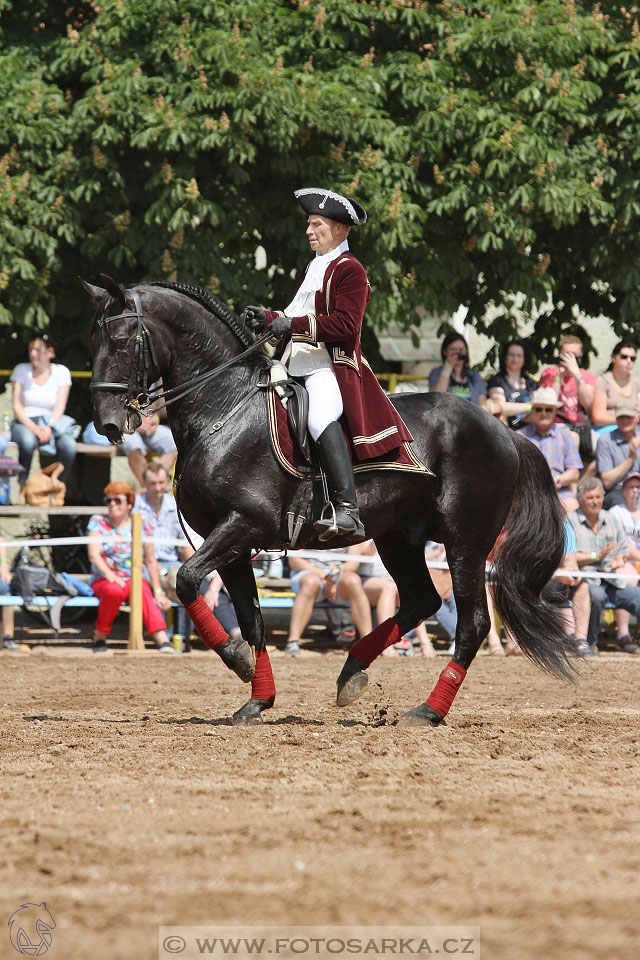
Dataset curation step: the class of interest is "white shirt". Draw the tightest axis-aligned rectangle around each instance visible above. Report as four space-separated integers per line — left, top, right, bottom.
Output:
281 240 349 377
609 504 640 550
10 363 72 418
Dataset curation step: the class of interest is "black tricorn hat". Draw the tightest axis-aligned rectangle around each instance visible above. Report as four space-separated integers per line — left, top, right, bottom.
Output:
294 187 367 226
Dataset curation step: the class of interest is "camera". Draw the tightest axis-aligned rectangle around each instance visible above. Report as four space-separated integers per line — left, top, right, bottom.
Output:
457 352 468 362
546 353 581 367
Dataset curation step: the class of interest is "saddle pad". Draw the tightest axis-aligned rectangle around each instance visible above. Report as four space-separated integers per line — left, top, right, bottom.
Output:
266 387 430 479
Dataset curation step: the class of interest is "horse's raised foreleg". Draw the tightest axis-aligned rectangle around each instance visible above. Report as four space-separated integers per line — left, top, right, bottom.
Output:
175 521 275 724
337 536 441 707
397 546 490 728
219 558 276 726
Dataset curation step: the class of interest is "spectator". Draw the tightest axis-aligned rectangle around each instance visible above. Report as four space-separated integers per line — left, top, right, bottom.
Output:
539 332 596 423
609 472 640 550
10 333 77 491
595 405 640 509
87 481 175 654
591 340 640 429
134 460 195 641
423 541 458 653
428 332 487 405
541 520 591 656
133 462 193 595
487 339 538 428
348 540 436 657
0 532 18 651
484 584 517 655
568 477 640 655
120 399 177 488
608 472 640 644
284 554 372 656
520 387 583 511
538 334 596 457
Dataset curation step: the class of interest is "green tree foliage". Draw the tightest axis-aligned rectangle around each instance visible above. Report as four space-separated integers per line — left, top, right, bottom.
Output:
1 0 639 372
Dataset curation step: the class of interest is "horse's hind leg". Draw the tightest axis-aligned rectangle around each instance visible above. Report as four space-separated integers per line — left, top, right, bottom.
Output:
337 535 441 707
397 546 490 728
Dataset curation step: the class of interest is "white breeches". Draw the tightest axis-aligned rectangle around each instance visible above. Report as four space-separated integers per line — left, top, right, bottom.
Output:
303 368 344 441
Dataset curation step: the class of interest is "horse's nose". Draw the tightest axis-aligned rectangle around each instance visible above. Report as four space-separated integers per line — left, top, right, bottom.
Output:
99 421 123 444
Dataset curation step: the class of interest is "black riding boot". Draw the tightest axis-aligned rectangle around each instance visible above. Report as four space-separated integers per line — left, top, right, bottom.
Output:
313 422 366 544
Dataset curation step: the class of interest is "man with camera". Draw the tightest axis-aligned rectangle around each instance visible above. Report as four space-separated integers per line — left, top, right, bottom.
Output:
538 334 596 432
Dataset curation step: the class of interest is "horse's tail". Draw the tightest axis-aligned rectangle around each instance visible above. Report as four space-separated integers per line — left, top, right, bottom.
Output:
492 432 577 680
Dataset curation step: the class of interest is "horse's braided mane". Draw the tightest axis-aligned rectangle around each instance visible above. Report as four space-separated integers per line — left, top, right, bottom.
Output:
149 281 254 349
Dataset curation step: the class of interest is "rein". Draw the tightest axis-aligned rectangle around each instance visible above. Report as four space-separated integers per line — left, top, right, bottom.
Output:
90 286 272 417
140 331 272 415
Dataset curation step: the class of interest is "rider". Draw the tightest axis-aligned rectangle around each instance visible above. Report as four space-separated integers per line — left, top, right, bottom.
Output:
242 187 413 543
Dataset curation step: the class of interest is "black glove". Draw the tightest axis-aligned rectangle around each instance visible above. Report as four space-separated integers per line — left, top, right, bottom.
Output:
241 305 266 332
268 316 292 341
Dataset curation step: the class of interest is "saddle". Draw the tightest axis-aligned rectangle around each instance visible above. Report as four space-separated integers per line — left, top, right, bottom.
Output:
264 360 430 547
267 361 312 463
282 380 311 463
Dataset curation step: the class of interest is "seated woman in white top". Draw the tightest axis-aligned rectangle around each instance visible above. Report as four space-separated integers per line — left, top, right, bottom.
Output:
10 333 77 487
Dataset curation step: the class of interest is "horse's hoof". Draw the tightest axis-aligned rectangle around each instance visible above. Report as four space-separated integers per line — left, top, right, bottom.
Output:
217 636 256 683
232 698 274 726
336 655 369 706
395 703 444 728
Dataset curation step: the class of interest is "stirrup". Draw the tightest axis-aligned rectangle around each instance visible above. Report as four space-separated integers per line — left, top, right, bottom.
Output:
313 502 339 541
313 503 366 543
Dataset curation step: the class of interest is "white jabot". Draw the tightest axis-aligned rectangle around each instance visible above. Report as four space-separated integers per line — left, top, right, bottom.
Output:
284 239 349 318
281 239 349 376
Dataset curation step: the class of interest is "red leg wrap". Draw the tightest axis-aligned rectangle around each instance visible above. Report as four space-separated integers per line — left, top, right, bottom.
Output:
348 618 401 669
426 660 467 718
251 649 276 702
184 595 227 650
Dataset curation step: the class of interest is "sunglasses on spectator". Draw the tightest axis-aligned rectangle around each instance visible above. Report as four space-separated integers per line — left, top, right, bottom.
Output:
533 406 556 414
619 353 636 361
104 495 128 505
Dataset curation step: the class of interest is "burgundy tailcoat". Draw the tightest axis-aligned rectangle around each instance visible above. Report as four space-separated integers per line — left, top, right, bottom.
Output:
264 251 413 461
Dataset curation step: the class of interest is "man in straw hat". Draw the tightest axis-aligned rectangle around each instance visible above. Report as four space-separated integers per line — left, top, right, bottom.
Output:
241 188 414 543
520 387 583 511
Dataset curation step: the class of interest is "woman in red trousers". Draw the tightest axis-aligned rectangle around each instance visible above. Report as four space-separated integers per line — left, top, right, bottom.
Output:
87 481 175 654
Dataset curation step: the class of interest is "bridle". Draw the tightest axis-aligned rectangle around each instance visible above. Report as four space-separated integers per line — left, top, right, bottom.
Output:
89 284 276 553
89 288 159 415
90 286 272 418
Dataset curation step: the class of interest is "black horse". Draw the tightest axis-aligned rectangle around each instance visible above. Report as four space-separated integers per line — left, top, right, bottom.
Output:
86 275 576 726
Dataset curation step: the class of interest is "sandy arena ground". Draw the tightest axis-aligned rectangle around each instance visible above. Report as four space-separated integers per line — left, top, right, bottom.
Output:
1 642 639 960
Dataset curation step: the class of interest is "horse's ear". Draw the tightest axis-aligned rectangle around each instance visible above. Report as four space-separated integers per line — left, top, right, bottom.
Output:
80 278 107 303
99 273 127 306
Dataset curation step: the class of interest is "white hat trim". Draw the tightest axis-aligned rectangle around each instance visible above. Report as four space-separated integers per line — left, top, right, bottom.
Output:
294 187 363 224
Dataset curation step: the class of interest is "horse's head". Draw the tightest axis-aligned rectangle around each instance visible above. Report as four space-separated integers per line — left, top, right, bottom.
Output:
84 274 168 443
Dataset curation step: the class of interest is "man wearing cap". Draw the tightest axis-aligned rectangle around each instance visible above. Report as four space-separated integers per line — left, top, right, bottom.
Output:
520 387 583 511
241 187 413 543
595 405 640 509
